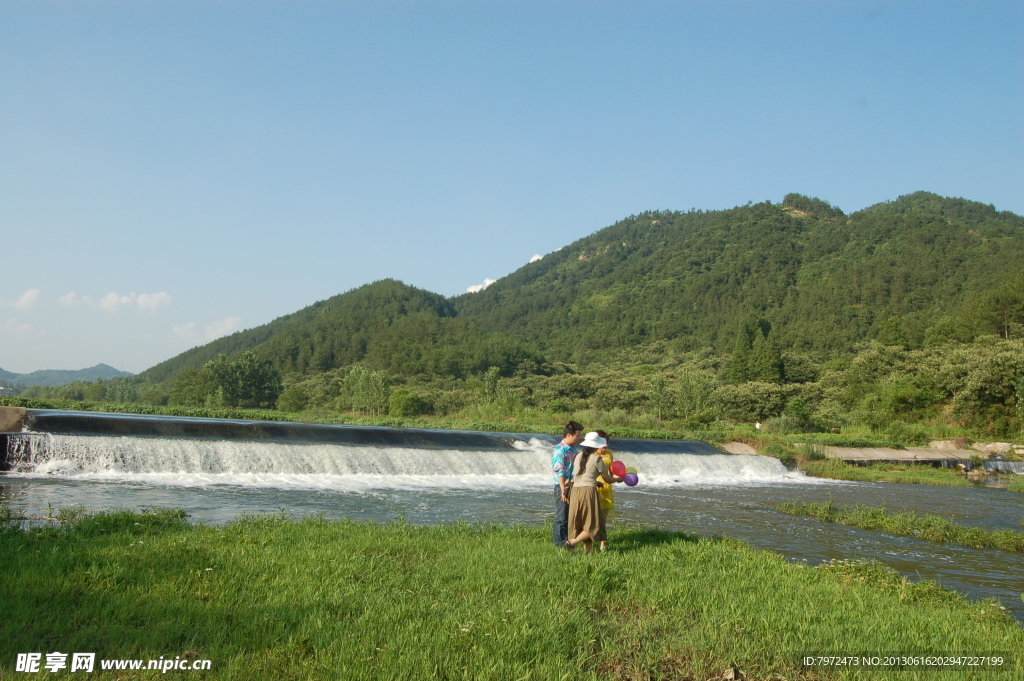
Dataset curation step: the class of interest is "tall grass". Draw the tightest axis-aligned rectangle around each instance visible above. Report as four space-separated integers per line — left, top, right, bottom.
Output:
1 508 1021 680
778 500 1024 552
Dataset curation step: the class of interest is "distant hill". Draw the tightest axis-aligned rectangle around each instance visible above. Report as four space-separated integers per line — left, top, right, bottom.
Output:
3 364 134 388
140 191 1024 381
140 279 544 383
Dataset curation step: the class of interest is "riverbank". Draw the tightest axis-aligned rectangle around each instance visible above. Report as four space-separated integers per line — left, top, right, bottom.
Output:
798 458 975 486
778 500 1024 552
1 509 1021 680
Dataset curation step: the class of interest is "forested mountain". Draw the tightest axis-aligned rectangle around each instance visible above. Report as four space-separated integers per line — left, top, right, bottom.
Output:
0 364 133 387
142 191 1024 383
142 279 545 383
454 192 1024 361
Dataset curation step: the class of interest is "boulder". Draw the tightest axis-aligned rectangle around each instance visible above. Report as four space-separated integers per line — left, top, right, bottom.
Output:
974 442 1013 457
0 406 26 433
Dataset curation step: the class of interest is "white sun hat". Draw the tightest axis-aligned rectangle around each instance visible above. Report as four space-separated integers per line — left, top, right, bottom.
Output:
580 432 607 449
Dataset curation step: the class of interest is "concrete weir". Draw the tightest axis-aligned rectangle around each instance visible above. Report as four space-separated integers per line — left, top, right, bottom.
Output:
2 408 723 463
821 445 976 466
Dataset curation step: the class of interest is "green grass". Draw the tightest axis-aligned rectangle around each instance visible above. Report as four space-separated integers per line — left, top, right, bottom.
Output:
1008 476 1024 494
778 500 1024 553
799 458 973 486
1 509 1022 680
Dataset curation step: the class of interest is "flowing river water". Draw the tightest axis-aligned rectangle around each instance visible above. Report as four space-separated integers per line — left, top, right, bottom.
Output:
2 411 1023 621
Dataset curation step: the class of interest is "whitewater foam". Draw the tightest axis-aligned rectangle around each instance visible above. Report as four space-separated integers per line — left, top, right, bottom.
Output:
5 432 816 491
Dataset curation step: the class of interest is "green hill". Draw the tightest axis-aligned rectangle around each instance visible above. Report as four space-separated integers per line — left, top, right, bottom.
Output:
454 192 1024 360
141 279 545 383
142 191 1024 382
4 364 133 388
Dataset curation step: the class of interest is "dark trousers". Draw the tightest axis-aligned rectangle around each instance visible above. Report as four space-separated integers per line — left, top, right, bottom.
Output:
553 485 569 546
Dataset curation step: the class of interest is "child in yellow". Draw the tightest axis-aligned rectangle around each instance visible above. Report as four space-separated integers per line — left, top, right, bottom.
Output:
595 430 615 551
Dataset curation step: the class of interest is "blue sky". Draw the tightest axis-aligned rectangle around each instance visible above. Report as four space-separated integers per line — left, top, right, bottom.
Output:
1 1 1021 374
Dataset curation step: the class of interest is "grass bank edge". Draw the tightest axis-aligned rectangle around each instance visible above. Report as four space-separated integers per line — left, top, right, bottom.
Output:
778 499 1024 552
2 508 1022 681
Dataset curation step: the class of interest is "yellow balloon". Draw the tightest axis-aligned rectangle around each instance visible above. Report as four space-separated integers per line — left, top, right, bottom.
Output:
626 467 637 475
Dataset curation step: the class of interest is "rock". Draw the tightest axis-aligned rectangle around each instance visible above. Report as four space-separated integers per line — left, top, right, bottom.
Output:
0 406 26 433
929 438 970 450
974 442 1013 456
722 664 746 680
719 442 758 455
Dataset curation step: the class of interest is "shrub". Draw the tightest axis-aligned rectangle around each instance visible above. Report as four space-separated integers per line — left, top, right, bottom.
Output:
276 385 310 413
389 388 428 417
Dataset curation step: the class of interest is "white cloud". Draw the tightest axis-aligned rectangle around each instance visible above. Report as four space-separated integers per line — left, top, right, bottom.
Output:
100 292 134 312
3 317 38 335
172 321 198 337
205 316 242 340
60 291 171 313
58 292 81 307
13 289 41 309
136 292 172 313
529 254 543 263
1 288 42 309
466 278 497 293
173 317 242 342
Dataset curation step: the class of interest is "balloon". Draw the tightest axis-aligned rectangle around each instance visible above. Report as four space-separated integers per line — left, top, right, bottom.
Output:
610 460 626 477
625 467 637 475
624 472 639 487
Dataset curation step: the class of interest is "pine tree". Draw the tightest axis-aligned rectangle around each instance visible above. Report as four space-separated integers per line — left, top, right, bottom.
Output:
749 333 784 383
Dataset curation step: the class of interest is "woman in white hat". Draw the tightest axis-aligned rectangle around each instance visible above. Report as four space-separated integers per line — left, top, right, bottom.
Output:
565 431 621 553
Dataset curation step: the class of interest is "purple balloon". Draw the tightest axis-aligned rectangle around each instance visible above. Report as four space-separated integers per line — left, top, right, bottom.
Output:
624 472 639 487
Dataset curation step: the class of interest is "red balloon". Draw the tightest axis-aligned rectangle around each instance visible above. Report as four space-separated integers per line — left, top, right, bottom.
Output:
611 460 626 477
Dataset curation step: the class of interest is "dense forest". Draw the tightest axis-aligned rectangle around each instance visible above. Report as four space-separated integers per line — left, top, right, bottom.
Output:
15 192 1024 439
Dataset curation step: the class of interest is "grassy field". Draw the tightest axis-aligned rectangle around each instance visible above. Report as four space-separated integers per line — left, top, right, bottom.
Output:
798 459 974 486
1 509 1022 680
1008 476 1024 494
777 500 1024 553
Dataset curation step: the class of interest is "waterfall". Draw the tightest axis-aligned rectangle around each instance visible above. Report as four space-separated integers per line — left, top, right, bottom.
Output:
984 461 1024 474
4 431 809 491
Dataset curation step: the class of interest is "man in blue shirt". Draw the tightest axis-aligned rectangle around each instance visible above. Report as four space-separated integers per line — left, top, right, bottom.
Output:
552 420 583 546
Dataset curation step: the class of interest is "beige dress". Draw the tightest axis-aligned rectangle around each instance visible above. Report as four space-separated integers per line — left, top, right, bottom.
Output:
568 453 609 543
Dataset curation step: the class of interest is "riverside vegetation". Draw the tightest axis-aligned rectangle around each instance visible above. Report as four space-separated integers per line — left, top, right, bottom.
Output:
2 506 1022 681
777 500 1024 553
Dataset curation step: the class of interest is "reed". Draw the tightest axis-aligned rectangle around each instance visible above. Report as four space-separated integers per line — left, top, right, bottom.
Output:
778 500 1024 553
1 508 1021 680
